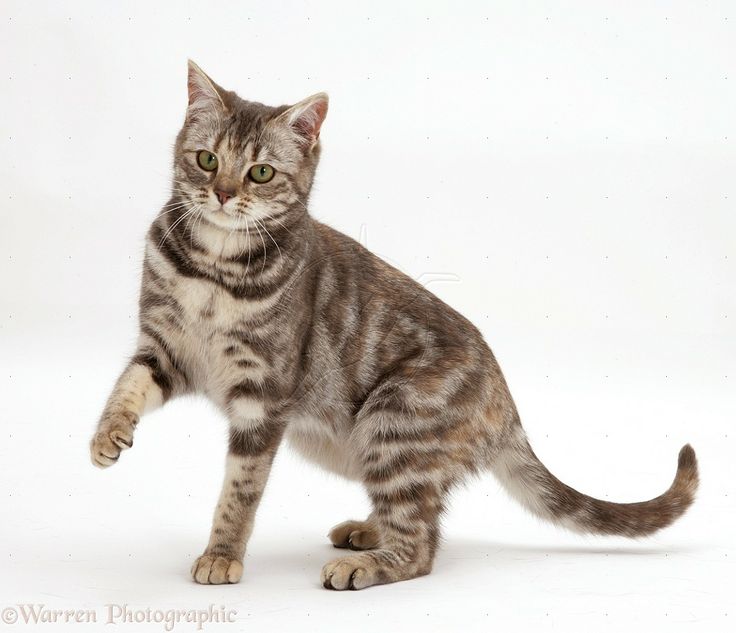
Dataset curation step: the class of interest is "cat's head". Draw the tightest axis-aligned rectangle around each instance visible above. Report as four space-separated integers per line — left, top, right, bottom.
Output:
173 60 328 231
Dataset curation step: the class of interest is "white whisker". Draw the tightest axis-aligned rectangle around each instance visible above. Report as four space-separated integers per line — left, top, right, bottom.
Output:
158 205 199 247
251 218 268 274
185 204 204 245
244 216 252 276
153 199 191 220
259 209 293 234
294 196 311 213
254 217 282 262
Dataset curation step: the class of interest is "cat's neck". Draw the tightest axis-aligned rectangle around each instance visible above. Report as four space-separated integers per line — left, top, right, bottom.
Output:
151 202 313 296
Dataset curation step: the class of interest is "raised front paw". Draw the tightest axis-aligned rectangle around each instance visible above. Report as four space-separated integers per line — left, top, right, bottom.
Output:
90 411 137 468
191 554 243 585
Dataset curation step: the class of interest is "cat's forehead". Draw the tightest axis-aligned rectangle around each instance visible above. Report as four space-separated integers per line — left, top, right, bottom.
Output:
185 98 294 164
228 99 284 138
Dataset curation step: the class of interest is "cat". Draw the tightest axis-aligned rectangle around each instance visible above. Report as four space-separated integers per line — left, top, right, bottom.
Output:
90 60 699 590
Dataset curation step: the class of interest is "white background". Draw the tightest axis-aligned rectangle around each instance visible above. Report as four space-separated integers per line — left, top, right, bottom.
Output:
0 1 734 632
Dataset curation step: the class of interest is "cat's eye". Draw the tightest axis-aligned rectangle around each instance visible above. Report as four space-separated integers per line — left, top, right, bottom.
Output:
197 150 218 172
249 164 275 183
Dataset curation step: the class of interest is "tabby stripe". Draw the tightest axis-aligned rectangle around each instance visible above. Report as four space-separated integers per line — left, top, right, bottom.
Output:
129 352 173 400
139 323 182 368
227 379 267 401
229 425 284 457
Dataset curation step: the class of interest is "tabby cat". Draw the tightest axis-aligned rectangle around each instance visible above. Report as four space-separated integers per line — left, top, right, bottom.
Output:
90 61 699 590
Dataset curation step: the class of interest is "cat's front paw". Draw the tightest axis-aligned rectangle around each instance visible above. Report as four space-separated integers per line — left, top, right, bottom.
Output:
90 411 137 468
191 554 243 585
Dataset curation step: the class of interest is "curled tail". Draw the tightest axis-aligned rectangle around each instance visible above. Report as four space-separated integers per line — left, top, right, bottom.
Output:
491 430 699 537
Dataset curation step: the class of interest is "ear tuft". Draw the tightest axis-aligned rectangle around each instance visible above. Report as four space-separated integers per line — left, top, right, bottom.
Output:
187 60 227 116
280 93 329 145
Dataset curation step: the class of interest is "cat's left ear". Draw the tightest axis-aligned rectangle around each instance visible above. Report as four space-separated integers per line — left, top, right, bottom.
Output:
277 93 329 147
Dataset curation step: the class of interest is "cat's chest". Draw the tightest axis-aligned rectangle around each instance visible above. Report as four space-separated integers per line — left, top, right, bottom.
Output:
174 277 243 332
165 276 275 383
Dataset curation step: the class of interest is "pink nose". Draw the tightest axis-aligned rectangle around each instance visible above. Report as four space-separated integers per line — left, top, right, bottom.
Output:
215 190 234 205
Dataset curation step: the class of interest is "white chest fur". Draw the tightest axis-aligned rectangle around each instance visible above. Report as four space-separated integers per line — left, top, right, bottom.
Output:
149 253 278 394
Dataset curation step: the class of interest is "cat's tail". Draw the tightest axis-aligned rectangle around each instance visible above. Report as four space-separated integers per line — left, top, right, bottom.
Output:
490 428 698 537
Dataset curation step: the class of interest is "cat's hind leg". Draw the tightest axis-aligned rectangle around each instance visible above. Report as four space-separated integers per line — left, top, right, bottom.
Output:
320 404 469 589
321 477 447 590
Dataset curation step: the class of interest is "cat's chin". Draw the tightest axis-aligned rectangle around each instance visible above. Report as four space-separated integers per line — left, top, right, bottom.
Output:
203 208 248 231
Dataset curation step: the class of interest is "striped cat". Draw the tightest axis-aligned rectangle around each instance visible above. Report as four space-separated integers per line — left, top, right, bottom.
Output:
90 61 699 590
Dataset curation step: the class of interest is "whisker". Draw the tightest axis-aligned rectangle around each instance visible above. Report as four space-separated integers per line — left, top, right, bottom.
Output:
185 204 204 246
259 209 293 234
293 196 311 213
194 204 207 240
152 199 193 222
254 217 282 261
154 201 192 218
250 218 268 274
244 216 252 276
159 201 184 210
157 197 190 209
158 206 198 247
152 205 188 221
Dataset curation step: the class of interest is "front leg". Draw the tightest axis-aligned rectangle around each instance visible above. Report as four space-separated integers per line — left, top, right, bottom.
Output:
192 408 284 585
90 361 165 468
90 334 183 468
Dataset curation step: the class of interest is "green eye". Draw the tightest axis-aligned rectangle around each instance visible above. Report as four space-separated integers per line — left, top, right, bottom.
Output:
197 150 218 171
249 164 275 183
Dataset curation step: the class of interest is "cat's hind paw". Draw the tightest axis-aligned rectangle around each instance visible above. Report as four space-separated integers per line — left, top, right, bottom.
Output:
321 553 383 590
328 519 380 550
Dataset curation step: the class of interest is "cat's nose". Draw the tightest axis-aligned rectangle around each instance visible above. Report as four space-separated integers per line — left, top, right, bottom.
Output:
215 189 235 205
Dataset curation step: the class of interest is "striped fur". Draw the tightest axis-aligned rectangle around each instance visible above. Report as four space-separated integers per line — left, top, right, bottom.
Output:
90 62 699 590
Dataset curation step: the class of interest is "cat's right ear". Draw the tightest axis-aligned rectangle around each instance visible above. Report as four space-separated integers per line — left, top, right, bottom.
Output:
186 60 229 119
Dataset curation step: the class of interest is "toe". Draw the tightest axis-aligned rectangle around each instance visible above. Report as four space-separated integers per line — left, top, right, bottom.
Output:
328 563 351 590
110 428 134 449
90 434 120 468
191 555 242 584
321 557 370 591
193 555 214 584
349 567 371 590
226 560 243 583
348 527 379 550
328 520 363 548
209 557 229 584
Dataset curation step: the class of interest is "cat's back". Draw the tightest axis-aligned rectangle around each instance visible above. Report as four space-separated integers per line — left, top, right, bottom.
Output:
308 220 488 352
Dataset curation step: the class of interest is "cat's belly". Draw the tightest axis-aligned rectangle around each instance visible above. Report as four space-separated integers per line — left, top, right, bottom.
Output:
285 415 362 481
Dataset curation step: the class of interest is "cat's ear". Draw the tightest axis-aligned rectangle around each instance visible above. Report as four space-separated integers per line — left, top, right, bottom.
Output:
186 60 229 118
277 93 329 146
